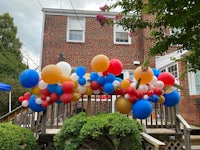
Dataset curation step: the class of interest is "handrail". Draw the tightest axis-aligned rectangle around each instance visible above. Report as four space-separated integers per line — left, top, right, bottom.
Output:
0 105 28 122
176 114 192 150
141 132 166 150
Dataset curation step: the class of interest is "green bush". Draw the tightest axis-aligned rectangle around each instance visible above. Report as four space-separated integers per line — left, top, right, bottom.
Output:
0 122 36 150
54 112 143 150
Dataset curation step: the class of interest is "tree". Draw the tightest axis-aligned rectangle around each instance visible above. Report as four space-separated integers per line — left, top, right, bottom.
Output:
0 13 27 116
98 0 200 72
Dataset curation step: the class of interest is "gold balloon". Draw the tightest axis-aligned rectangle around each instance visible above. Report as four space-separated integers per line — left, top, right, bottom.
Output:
115 96 132 114
72 92 81 102
158 95 165 104
85 86 93 96
164 86 173 94
31 86 41 96
60 74 71 83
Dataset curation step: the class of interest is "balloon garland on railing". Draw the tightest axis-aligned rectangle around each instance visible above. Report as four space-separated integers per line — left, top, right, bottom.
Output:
18 54 180 119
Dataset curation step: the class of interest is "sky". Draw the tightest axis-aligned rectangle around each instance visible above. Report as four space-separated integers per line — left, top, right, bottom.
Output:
0 0 114 70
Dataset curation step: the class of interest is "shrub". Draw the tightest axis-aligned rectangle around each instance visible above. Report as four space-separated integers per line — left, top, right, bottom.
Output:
54 112 143 150
0 122 36 150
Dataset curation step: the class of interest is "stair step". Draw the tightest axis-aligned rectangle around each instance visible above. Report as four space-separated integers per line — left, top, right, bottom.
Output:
183 145 200 150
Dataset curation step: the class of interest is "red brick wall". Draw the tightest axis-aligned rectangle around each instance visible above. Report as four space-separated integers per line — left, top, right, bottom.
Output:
42 15 145 72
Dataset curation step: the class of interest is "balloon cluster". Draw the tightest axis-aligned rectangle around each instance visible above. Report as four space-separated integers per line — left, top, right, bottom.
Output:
18 54 180 119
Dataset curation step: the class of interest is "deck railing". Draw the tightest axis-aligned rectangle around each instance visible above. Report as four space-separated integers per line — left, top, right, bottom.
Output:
0 94 192 149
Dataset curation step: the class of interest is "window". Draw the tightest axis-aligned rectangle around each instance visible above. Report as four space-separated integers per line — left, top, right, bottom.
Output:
114 24 131 44
67 17 85 42
188 70 200 95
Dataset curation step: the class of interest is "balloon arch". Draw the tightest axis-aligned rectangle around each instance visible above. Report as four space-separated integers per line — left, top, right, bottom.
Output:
18 54 180 119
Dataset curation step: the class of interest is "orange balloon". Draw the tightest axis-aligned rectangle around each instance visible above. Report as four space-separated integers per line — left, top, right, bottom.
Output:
41 64 62 84
115 96 132 114
134 66 154 84
60 74 71 83
119 79 131 89
91 54 110 72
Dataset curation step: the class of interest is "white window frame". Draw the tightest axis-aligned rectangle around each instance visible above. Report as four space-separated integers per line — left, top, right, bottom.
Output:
188 70 200 95
114 24 131 44
67 17 85 43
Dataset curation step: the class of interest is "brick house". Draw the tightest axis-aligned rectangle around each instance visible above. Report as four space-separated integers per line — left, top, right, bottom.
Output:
41 8 200 126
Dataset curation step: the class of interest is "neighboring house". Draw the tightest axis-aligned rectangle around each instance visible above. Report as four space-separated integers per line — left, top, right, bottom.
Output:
41 8 200 126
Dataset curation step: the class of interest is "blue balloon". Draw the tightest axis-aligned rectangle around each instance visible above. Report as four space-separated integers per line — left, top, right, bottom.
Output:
28 95 46 112
56 99 62 104
47 84 58 93
103 83 114 94
148 94 159 103
76 66 86 77
115 77 122 82
90 72 99 81
152 68 161 77
106 73 116 83
55 85 64 95
163 90 180 107
97 76 106 86
19 69 39 88
132 99 153 119
78 77 86 85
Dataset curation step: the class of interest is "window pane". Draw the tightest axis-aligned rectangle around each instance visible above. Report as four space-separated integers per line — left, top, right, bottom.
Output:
69 30 83 41
195 71 200 94
116 32 128 43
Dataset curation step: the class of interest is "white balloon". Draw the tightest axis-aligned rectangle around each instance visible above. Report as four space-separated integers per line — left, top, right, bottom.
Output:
143 94 149 100
70 73 79 81
155 81 164 89
138 84 148 92
36 98 42 105
56 61 72 75
112 80 120 87
77 85 86 94
46 96 50 102
22 100 29 107
130 82 136 88
149 76 158 85
93 89 100 94
124 94 130 99
38 80 48 89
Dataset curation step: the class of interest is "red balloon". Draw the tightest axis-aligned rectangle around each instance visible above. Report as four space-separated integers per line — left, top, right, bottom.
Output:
62 81 74 93
18 96 25 102
129 95 138 103
90 81 100 90
41 95 46 101
158 72 175 86
126 86 136 96
60 93 72 103
154 88 163 96
41 88 51 96
107 59 123 76
146 90 154 97
24 92 31 100
136 90 143 99
42 101 49 108
50 93 59 102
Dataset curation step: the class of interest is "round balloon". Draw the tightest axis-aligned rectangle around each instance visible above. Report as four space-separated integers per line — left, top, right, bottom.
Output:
119 79 130 90
76 66 86 77
62 81 74 93
56 61 72 75
41 64 62 84
115 96 132 114
91 54 110 72
163 90 180 107
19 69 39 88
90 72 99 81
134 66 154 84
158 72 175 86
132 99 153 119
28 95 46 112
107 59 123 76
103 83 114 94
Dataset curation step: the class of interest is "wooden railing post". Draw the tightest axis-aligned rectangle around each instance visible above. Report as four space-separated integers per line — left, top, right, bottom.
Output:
41 110 47 134
86 95 92 116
